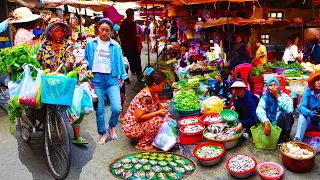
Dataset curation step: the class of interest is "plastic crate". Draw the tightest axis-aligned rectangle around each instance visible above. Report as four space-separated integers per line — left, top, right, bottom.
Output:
41 75 77 106
252 82 264 96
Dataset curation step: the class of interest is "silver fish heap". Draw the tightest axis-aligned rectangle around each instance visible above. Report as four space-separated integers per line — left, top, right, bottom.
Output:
228 155 255 172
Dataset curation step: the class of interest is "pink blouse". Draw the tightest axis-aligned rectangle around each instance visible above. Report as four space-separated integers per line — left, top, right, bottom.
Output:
14 28 36 46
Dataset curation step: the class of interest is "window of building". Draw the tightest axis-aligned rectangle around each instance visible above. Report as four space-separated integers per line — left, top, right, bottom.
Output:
268 12 283 20
261 34 270 44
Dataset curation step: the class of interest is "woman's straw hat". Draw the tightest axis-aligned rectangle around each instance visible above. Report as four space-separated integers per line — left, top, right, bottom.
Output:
11 7 40 23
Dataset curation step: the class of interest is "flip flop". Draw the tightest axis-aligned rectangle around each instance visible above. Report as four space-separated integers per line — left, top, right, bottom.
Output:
72 137 88 145
108 128 118 140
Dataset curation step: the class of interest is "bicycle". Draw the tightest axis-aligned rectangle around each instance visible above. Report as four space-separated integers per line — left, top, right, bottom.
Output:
17 104 72 179
0 65 72 180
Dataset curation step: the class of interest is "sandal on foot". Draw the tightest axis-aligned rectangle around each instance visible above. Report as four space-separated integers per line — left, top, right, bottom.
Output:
108 128 118 140
135 145 157 152
72 137 88 145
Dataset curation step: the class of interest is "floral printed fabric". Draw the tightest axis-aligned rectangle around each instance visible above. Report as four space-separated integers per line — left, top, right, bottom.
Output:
122 89 164 147
256 92 294 124
37 39 74 71
14 28 36 46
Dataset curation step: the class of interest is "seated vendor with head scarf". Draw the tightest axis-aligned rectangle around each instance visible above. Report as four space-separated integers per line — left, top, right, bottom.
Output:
256 78 294 141
230 79 260 133
208 69 232 105
294 73 320 142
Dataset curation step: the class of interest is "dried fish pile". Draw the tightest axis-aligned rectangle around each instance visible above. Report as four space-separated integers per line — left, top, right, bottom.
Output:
180 117 199 126
204 115 221 123
204 123 236 140
261 165 280 176
182 124 204 134
228 155 255 172
196 146 222 158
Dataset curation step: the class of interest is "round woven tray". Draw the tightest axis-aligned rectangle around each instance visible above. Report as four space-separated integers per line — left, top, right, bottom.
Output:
108 151 197 179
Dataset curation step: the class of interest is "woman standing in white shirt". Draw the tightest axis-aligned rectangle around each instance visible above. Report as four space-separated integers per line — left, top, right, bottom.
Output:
282 36 302 64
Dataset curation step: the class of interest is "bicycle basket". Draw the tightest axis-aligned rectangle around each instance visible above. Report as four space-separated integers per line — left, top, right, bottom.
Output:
41 75 77 106
250 123 282 150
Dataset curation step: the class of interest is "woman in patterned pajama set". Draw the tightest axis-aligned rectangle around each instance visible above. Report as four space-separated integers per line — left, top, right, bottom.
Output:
122 68 168 152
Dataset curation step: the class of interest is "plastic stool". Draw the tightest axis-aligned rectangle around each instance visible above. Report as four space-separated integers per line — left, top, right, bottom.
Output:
234 63 252 90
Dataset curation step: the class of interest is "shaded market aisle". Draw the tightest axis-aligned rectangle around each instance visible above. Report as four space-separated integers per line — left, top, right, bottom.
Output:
0 44 319 180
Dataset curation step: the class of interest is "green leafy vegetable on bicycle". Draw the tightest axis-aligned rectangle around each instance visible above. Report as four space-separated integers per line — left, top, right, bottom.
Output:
0 44 42 81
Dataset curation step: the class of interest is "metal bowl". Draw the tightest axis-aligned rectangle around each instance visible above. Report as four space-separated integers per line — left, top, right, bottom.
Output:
199 156 223 166
222 138 241 150
203 130 243 150
229 171 254 179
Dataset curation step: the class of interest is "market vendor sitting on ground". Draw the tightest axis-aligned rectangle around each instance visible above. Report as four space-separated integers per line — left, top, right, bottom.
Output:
122 68 168 152
37 18 87 144
294 73 320 142
282 36 303 64
207 69 232 105
230 79 260 133
256 78 294 141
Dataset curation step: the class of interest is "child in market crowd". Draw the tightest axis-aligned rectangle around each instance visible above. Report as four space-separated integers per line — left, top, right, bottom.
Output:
230 79 260 133
207 69 232 105
122 68 168 152
294 73 320 142
256 78 294 142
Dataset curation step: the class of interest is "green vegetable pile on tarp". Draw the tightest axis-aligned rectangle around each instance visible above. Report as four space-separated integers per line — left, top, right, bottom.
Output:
0 44 42 81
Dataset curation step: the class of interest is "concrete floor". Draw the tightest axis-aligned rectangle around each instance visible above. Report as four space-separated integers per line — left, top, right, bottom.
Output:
0 44 319 180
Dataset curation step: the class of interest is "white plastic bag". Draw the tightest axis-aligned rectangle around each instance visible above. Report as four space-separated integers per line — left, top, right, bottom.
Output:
67 82 94 123
152 118 177 151
18 65 42 108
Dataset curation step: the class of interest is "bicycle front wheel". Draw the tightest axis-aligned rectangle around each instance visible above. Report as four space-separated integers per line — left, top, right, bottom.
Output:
44 106 71 180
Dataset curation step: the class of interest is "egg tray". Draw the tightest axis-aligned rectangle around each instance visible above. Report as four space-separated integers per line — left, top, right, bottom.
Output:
109 152 197 180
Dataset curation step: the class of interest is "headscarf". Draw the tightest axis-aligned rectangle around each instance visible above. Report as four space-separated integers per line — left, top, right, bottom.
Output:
263 78 281 122
47 24 66 38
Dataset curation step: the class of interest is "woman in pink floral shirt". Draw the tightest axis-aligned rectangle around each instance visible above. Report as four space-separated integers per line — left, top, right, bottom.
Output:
11 7 40 46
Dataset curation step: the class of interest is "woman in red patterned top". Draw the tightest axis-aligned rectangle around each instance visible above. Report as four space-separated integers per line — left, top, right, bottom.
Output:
122 68 168 152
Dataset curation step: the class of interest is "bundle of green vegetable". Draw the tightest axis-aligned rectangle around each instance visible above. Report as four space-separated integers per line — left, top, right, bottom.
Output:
173 89 197 103
0 44 42 81
288 61 303 69
284 69 301 77
273 61 287 68
192 75 206 81
252 65 264 77
163 70 174 89
209 70 218 79
264 62 273 70
172 79 200 89
175 100 200 110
